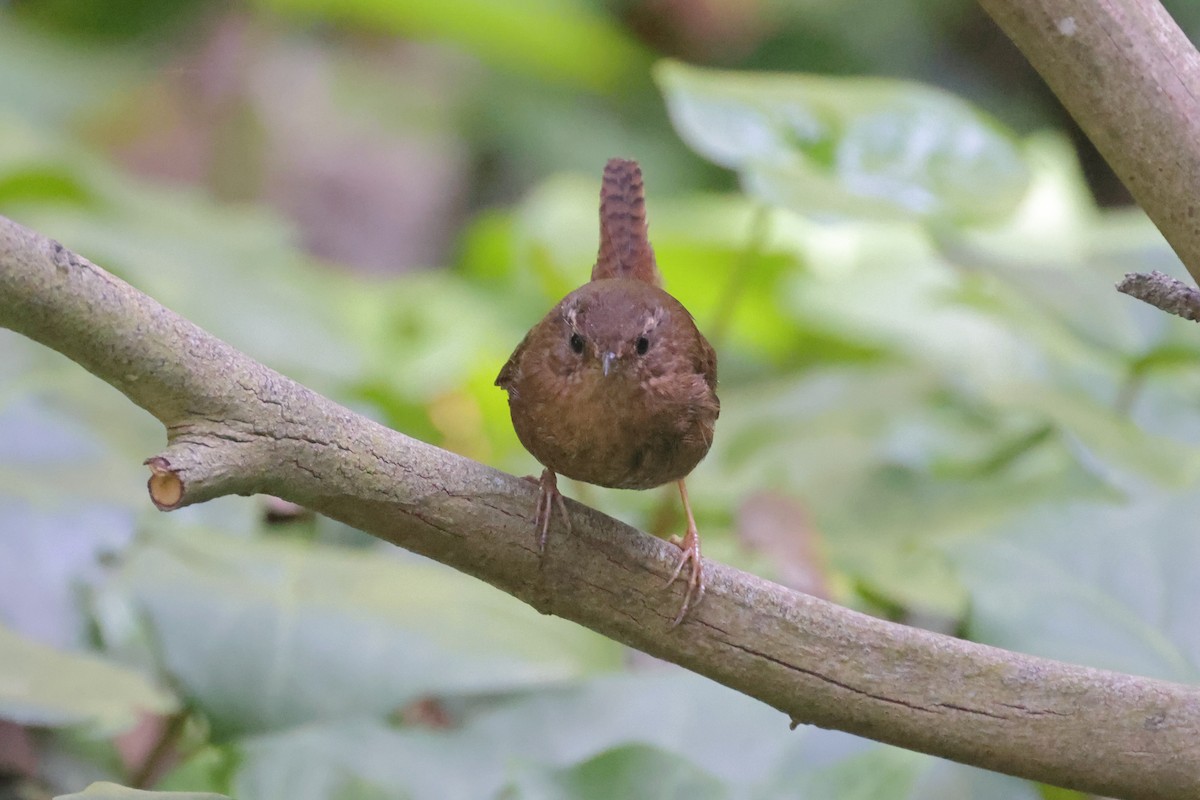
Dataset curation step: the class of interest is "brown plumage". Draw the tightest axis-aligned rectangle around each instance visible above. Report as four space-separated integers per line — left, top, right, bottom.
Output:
593 158 661 285
496 158 719 625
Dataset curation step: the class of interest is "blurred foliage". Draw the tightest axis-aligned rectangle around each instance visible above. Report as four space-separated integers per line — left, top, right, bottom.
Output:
656 60 1030 225
54 784 230 800
255 0 650 93
0 1 1199 798
0 623 175 735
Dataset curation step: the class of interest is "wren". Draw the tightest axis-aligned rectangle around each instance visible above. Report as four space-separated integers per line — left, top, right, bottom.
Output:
495 158 719 625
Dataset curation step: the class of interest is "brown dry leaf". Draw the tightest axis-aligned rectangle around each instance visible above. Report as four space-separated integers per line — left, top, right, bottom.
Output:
0 720 37 777
736 491 831 599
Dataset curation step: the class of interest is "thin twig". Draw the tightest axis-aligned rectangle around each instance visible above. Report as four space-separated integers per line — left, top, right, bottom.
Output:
1116 270 1200 322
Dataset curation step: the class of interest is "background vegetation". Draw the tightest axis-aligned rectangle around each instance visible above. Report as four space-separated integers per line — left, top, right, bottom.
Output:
3 1 1200 797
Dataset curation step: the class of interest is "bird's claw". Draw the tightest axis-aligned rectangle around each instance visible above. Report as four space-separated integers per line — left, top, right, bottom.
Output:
533 468 571 555
665 524 704 627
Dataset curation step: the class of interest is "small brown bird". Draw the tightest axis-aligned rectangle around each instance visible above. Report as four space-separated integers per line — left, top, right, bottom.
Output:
496 158 719 625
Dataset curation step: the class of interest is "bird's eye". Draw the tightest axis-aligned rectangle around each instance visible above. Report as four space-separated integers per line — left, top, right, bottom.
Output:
569 333 585 354
636 336 650 356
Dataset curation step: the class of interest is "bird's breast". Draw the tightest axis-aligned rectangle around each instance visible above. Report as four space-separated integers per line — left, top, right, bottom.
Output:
507 366 716 490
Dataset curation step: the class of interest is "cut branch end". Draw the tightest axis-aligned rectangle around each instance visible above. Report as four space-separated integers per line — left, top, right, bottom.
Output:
145 457 184 510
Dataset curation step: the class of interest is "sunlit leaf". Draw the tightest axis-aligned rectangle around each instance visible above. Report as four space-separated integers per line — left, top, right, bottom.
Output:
254 0 646 93
339 273 512 405
656 60 1030 225
938 132 1098 267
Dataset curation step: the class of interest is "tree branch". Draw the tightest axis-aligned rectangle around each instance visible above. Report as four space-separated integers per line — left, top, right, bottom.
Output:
977 0 1200 287
3 216 1200 797
1117 270 1200 321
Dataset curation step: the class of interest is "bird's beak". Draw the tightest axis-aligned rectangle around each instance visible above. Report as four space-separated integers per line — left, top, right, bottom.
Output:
602 351 617 377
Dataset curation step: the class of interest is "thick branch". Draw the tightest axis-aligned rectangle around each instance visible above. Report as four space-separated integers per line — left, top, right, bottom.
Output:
2 215 1199 799
978 0 1200 285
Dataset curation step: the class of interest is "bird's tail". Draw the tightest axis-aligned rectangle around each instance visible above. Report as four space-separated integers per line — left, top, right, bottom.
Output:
591 158 661 286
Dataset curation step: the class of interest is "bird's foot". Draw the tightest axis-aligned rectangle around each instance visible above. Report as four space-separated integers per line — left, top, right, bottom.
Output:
665 480 704 626
532 468 571 555
666 526 703 626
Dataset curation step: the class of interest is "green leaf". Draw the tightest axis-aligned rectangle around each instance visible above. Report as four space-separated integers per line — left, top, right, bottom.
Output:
935 132 1098 268
0 163 94 206
986 382 1200 489
0 334 158 647
757 746 927 799
54 782 230 800
0 622 176 735
101 530 621 735
945 491 1200 682
0 495 133 648
253 0 646 93
0 22 140 126
0 115 366 395
153 745 240 797
904 760 1045 800
778 218 1038 384
227 671 793 800
504 744 728 800
340 272 512 405
655 59 1030 225
225 670 1042 800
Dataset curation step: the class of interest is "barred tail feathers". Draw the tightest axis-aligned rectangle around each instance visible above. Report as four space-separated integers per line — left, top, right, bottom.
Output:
591 158 661 286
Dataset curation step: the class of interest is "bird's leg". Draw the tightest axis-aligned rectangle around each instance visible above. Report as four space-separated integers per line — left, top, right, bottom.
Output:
533 467 571 554
665 479 704 626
